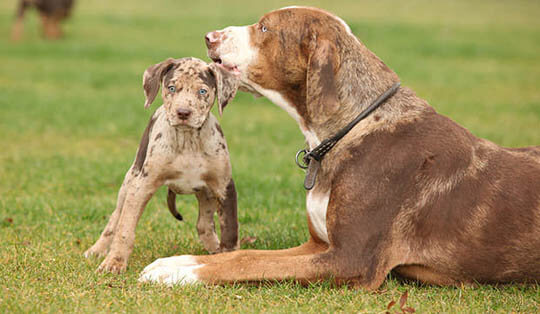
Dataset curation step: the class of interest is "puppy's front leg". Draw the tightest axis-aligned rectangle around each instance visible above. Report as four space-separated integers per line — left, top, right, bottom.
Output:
84 172 133 258
98 176 160 273
195 190 220 253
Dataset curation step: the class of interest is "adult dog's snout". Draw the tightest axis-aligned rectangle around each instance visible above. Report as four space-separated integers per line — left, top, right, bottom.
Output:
205 31 222 49
176 108 192 120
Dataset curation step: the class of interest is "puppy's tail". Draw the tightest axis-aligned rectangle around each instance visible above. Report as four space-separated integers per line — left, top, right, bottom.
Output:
167 188 183 221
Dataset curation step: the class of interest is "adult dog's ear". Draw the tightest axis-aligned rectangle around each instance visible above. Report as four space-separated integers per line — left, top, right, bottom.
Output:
142 58 177 108
306 37 340 124
208 63 239 116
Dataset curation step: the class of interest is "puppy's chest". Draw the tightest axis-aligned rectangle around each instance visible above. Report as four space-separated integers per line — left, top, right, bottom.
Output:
164 154 209 194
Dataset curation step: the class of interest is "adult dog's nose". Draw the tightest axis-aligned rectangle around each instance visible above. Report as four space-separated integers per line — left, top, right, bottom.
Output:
177 108 192 120
205 31 221 48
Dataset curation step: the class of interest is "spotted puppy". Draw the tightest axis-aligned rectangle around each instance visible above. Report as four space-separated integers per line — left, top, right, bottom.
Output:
84 57 240 273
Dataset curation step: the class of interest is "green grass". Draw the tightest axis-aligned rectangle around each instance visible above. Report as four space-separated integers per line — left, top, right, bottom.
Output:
1 0 539 312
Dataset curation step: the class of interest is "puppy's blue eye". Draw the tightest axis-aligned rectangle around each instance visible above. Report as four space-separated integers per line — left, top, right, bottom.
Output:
168 86 176 93
261 25 268 32
199 89 207 95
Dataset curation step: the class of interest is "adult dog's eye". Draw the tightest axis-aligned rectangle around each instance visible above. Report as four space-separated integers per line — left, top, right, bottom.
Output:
199 89 207 95
261 25 268 33
168 86 176 93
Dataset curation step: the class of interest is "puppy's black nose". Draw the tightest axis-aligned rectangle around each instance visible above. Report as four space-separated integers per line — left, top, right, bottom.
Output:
177 108 192 120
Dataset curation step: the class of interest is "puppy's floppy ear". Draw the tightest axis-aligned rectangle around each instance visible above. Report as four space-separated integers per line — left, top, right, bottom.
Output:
208 63 239 116
306 37 340 124
142 58 177 108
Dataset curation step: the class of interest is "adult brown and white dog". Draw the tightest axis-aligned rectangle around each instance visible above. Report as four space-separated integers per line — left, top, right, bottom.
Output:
139 7 540 288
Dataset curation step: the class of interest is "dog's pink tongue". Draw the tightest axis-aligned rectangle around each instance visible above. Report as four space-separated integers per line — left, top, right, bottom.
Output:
217 62 241 76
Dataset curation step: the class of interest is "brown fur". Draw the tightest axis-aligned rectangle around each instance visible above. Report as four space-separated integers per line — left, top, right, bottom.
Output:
141 7 539 288
11 0 74 40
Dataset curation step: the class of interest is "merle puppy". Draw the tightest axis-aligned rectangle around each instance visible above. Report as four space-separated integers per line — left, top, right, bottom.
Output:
85 57 240 273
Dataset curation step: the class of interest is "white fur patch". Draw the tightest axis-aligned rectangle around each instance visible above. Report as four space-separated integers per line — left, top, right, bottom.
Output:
278 5 301 10
164 156 207 193
332 14 353 35
303 130 321 150
206 31 220 43
247 81 321 149
306 190 330 243
138 255 203 286
219 26 256 81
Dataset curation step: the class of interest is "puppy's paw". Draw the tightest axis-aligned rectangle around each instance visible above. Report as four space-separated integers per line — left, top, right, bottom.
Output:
97 255 127 274
218 243 239 253
202 240 221 254
83 246 108 259
138 255 203 286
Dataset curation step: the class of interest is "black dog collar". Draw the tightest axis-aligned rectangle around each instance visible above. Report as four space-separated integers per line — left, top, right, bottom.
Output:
296 82 401 190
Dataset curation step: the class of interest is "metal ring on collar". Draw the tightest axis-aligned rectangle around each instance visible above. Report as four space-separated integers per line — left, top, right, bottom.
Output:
295 149 309 169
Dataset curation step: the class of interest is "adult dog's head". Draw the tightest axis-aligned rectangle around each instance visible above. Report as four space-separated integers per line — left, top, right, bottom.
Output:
206 6 399 145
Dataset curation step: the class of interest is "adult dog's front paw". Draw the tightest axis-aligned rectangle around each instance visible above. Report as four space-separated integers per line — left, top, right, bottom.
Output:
138 255 203 286
97 255 127 274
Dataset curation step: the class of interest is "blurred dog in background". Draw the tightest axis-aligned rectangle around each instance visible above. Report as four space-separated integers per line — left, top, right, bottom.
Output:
11 0 75 40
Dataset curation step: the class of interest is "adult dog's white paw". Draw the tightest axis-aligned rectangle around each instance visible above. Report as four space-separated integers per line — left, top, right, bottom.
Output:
138 255 203 286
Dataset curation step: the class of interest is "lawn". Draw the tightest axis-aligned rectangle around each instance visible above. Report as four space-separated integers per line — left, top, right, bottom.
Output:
0 0 539 312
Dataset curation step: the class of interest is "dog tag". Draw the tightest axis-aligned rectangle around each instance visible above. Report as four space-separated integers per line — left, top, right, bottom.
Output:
304 159 320 190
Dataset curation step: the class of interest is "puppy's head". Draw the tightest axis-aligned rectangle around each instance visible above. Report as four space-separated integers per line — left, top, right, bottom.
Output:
143 57 239 128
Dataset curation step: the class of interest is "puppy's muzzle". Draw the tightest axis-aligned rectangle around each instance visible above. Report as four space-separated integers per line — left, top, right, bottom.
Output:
177 108 192 120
